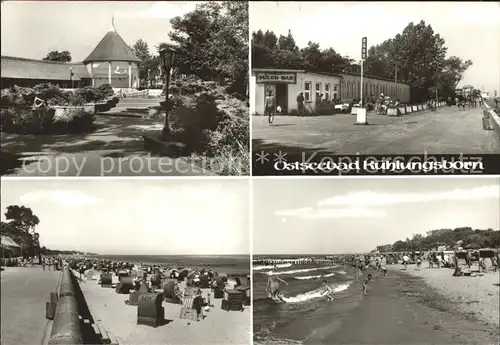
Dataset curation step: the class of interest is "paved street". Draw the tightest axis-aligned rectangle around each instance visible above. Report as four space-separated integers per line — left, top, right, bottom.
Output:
252 106 500 155
1 115 212 176
1 267 61 345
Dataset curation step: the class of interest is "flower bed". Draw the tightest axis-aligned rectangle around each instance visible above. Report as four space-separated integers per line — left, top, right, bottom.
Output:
0 106 94 134
0 84 100 134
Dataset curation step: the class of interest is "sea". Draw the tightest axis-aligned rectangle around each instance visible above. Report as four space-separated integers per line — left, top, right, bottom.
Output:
253 255 365 344
90 254 250 275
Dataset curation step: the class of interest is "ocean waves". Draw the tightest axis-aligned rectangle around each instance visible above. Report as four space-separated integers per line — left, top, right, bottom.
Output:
264 266 338 276
281 282 352 303
294 272 336 280
253 263 292 271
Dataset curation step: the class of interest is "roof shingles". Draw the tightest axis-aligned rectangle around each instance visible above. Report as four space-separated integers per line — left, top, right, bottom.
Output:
1 56 90 80
83 30 140 63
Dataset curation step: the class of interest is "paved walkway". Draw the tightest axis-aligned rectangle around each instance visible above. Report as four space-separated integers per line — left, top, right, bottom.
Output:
1 116 211 176
253 106 500 155
1 267 61 345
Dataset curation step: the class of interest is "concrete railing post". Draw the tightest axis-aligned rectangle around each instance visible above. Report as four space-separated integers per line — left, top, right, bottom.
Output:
48 267 83 345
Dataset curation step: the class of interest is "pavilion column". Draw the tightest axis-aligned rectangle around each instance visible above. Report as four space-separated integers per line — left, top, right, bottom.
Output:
135 65 139 89
128 62 132 89
90 64 95 87
108 61 112 85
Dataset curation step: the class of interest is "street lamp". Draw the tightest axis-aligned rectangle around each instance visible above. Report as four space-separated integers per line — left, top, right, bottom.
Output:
159 46 176 140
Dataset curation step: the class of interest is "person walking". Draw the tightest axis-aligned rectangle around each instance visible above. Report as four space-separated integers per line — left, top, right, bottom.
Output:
265 90 276 125
297 92 305 116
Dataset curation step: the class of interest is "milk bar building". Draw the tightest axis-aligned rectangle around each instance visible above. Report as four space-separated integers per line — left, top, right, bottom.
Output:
1 21 140 90
251 68 411 115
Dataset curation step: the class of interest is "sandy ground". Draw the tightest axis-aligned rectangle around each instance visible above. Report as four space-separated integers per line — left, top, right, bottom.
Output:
388 262 500 327
303 267 499 345
1 267 61 345
75 271 251 345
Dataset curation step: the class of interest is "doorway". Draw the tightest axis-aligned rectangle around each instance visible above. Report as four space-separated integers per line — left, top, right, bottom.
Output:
275 84 288 113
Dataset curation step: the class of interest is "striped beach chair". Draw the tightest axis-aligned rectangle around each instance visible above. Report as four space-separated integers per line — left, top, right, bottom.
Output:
182 296 195 309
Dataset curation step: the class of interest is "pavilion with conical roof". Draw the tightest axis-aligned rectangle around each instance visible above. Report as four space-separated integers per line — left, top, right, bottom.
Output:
83 18 141 89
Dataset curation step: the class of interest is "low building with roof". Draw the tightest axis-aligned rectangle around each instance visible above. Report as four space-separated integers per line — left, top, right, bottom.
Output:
1 56 91 88
250 68 411 115
1 19 140 90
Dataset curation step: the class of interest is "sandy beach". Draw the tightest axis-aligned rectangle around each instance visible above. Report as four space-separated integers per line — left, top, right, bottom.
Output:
388 261 500 327
74 270 251 345
300 264 499 345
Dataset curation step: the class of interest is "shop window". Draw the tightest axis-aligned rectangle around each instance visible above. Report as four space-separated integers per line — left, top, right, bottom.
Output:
304 81 312 102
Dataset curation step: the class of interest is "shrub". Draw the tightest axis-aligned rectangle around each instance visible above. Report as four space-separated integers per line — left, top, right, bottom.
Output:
1 107 55 134
167 77 249 175
52 108 95 133
1 106 95 134
1 84 83 107
74 84 114 103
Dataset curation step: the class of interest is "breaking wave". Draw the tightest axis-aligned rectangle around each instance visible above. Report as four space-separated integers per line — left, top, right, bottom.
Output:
294 272 335 280
253 263 292 271
281 282 352 303
265 266 338 276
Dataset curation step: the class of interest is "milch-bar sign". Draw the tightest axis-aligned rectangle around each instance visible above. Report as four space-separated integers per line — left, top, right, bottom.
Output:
256 72 296 84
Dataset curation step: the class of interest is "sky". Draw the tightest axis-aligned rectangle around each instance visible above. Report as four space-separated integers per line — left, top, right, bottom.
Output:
1 179 250 255
1 1 207 61
250 1 500 93
253 177 500 255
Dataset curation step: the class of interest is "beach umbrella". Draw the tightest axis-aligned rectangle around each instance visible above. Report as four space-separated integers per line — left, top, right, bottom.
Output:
1 236 20 248
1 236 21 260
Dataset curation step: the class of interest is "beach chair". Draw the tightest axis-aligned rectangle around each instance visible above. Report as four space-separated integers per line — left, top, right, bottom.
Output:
221 289 244 311
180 293 204 321
163 280 182 304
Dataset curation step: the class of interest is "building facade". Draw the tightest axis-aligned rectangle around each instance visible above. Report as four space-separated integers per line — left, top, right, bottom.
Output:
83 24 140 89
251 68 411 115
1 21 140 91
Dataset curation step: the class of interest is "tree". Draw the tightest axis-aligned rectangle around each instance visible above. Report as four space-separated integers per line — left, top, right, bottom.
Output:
131 39 151 62
363 21 448 102
131 39 158 87
167 1 248 97
4 205 40 261
43 50 72 62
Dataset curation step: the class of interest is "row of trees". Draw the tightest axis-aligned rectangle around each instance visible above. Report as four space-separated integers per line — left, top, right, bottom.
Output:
252 20 473 102
375 227 500 253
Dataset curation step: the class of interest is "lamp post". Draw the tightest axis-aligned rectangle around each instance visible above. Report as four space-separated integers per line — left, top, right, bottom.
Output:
69 66 74 89
159 47 176 140
394 65 398 99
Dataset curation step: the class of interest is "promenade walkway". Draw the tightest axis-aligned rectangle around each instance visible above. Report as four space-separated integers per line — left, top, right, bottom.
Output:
1 267 61 345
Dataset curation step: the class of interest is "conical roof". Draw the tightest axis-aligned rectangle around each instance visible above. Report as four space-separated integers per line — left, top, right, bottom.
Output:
83 27 140 63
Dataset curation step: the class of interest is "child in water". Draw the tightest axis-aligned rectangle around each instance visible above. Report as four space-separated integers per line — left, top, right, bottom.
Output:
362 274 372 295
322 280 334 301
